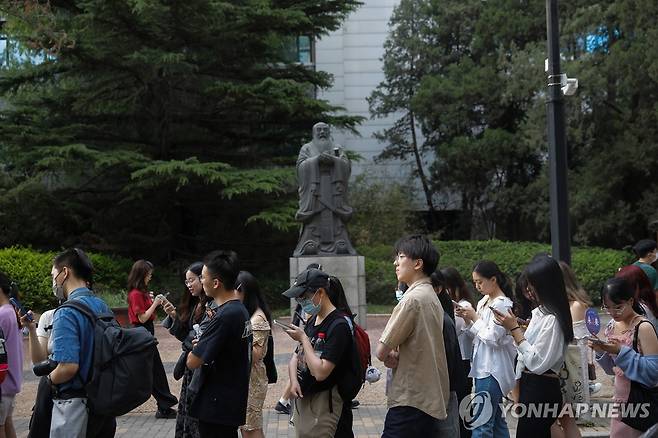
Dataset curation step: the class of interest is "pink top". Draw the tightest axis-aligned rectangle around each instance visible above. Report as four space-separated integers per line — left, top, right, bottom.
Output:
604 316 645 438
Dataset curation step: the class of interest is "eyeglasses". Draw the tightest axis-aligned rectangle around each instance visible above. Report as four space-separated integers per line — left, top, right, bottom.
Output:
184 277 199 286
601 303 628 315
295 289 319 304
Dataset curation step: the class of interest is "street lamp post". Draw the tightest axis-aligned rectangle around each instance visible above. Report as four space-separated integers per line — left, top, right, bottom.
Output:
545 0 571 264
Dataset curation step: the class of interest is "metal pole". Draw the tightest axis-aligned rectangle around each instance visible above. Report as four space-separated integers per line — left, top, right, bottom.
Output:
546 0 571 264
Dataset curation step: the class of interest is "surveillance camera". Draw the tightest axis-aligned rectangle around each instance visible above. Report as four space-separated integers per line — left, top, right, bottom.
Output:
561 77 578 96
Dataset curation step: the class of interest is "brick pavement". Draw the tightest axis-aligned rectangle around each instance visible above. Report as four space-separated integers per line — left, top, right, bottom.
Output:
12 314 613 437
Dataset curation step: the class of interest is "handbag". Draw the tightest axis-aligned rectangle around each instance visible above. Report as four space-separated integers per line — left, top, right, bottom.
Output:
587 362 597 381
621 320 658 432
264 334 277 384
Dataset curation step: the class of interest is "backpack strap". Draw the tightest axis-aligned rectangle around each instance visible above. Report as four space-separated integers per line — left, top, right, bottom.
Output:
326 313 353 337
633 319 658 353
58 300 97 323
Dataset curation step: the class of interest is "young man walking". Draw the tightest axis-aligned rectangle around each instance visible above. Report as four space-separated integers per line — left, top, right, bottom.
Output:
187 250 252 438
376 235 450 437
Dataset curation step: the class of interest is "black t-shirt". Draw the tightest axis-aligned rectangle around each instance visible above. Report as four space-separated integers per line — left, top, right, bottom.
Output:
297 309 351 396
190 299 252 426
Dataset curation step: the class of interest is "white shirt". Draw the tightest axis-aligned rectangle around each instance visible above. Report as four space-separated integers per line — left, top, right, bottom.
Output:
36 309 55 353
463 295 517 394
515 306 567 379
454 300 474 361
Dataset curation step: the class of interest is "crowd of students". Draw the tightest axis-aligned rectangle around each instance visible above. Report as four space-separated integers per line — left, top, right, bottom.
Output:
0 236 656 437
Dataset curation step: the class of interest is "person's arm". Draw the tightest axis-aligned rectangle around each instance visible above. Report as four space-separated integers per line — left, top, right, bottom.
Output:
186 351 204 369
465 301 512 346
288 354 302 398
612 322 658 386
376 342 393 363
20 312 48 364
284 325 337 382
515 316 565 374
50 309 83 385
138 299 161 324
30 331 49 363
187 315 225 370
378 299 417 367
251 315 270 363
49 362 79 385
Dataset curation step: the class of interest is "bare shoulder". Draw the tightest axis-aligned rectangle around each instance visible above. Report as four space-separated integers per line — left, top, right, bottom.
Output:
638 320 658 338
570 300 588 320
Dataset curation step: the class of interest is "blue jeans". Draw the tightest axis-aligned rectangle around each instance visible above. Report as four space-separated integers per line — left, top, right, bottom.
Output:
471 376 510 438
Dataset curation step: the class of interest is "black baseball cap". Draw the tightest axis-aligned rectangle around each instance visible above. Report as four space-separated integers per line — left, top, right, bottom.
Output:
282 268 330 298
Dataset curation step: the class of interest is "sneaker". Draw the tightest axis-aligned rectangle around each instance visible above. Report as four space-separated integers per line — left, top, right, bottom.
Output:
155 408 177 419
275 401 290 415
589 382 602 395
350 400 360 409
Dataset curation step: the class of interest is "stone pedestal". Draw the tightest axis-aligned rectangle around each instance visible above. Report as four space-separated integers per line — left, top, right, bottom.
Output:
290 256 367 329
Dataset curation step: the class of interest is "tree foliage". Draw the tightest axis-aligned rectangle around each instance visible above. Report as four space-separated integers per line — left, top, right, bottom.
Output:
0 0 362 263
377 0 658 247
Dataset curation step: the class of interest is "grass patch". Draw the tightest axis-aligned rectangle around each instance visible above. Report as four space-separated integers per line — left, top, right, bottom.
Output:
96 290 128 308
367 304 395 314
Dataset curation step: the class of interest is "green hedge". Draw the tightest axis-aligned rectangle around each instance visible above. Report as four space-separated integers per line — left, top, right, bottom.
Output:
0 241 633 313
0 247 134 311
359 240 632 306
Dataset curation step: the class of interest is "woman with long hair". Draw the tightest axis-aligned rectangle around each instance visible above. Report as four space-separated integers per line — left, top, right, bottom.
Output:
236 271 272 438
161 261 209 438
615 265 658 327
126 260 178 419
590 277 658 437
494 255 573 438
282 269 355 438
455 260 517 438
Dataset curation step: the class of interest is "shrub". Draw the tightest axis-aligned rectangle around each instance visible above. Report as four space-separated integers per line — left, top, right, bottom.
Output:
0 247 134 312
359 240 632 306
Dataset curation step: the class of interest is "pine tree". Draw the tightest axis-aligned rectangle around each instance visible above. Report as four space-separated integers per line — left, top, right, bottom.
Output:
0 0 362 257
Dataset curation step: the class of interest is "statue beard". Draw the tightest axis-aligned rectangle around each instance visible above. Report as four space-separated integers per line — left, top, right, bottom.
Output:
313 137 332 152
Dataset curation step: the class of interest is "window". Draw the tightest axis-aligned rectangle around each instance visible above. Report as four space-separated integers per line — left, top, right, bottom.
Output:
281 35 314 65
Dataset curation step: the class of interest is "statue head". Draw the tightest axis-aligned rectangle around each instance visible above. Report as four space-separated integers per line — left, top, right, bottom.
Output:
312 122 332 151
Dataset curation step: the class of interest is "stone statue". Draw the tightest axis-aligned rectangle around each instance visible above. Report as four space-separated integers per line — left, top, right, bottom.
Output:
293 123 357 256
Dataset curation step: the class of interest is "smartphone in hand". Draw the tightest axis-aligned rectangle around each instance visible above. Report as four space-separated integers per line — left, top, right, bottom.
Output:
9 297 33 322
588 336 606 345
273 319 295 331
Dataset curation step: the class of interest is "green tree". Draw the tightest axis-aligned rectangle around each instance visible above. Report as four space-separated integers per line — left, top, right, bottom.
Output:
0 0 362 261
368 0 440 230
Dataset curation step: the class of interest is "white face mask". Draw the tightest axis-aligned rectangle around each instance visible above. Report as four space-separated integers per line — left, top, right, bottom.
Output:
395 289 404 302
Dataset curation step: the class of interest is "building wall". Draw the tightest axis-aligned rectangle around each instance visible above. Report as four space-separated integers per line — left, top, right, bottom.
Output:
315 0 413 182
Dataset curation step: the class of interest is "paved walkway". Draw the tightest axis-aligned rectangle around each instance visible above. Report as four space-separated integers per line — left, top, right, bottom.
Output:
12 314 613 437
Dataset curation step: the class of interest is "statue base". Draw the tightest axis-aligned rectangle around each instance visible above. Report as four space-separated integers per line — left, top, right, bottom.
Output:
289 255 367 329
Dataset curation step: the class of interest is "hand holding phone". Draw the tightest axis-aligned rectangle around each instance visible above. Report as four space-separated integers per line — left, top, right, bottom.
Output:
9 297 33 322
587 335 606 345
273 319 295 331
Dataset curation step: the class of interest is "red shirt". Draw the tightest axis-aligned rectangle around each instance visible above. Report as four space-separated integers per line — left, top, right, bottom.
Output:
127 289 154 325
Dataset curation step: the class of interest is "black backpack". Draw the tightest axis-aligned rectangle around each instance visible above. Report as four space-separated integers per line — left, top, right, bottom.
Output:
58 300 158 416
